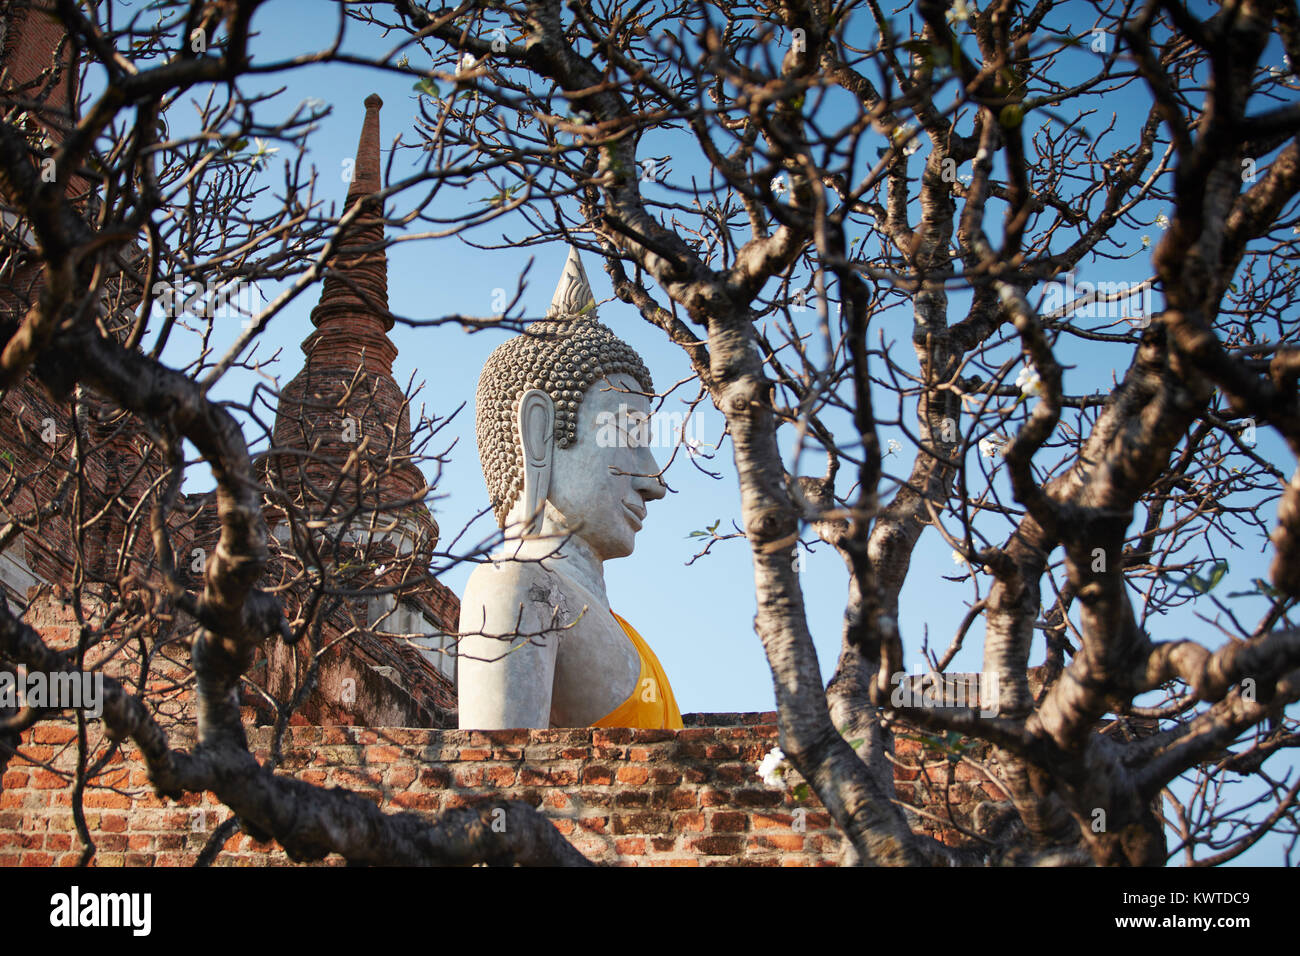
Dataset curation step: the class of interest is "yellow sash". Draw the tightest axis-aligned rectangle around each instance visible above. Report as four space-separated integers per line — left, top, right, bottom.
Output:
592 612 684 729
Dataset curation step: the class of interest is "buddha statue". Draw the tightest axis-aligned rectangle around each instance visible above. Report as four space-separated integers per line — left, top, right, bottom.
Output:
457 247 683 730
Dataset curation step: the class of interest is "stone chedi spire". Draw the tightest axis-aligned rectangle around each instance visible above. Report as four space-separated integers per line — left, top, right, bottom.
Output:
305 92 394 373
269 94 436 561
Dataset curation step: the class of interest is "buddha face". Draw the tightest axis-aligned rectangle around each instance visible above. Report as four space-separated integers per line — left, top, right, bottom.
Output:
547 373 666 560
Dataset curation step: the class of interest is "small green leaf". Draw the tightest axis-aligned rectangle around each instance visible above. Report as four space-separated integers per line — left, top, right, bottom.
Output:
413 77 440 98
792 782 810 801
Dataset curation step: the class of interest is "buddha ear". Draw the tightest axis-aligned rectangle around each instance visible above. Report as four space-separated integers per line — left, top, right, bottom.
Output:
518 389 554 535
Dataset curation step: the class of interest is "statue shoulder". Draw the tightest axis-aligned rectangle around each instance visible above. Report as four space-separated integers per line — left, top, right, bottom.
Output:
459 559 589 636
461 560 563 624
462 559 556 601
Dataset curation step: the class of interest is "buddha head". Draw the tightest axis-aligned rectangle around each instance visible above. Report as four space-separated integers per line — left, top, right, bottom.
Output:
475 248 666 559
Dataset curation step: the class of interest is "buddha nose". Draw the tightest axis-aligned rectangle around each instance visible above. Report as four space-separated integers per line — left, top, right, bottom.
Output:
634 473 667 502
632 450 667 502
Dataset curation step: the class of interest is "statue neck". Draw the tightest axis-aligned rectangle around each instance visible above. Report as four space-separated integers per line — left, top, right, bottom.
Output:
502 506 610 608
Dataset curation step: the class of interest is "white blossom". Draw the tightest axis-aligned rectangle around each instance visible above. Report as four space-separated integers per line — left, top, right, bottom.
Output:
951 549 965 566
757 747 788 788
946 0 974 23
1141 234 1152 247
456 53 478 76
978 437 1002 458
893 124 921 156
1155 213 1169 228
1015 365 1044 398
887 438 902 456
770 174 788 195
248 138 278 169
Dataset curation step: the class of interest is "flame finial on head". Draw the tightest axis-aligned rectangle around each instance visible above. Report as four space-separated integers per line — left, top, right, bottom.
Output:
547 245 597 318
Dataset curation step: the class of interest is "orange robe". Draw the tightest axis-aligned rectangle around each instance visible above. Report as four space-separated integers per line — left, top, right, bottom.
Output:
592 612 683 729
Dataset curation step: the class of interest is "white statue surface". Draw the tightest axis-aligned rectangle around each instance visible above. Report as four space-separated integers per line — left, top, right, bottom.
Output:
457 247 682 730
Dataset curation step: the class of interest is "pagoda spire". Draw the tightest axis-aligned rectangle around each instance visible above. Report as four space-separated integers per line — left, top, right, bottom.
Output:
305 93 395 373
270 92 435 551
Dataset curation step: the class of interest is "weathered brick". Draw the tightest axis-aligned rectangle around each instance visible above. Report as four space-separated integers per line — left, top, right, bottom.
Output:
688 835 744 856
615 837 646 855
732 788 783 808
365 745 402 764
750 833 805 852
612 811 671 835
515 766 572 787
708 810 749 833
615 766 650 786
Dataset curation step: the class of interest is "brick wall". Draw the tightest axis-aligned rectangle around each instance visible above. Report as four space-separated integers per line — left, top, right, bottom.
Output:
0 713 1006 866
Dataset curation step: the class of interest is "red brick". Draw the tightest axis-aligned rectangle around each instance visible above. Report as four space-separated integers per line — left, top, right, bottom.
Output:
20 851 55 866
453 767 484 787
713 764 746 784
688 835 744 855
581 766 614 785
387 766 417 789
519 767 578 787
673 811 705 833
615 766 649 785
1 771 29 788
84 791 131 809
615 837 646 855
31 770 67 790
31 725 77 744
365 745 401 763
733 788 783 808
649 767 681 785
708 811 748 833
751 833 806 852
613 811 672 835
419 767 451 788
